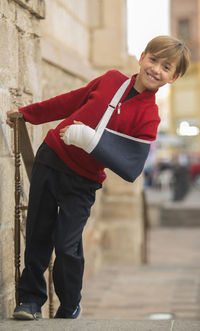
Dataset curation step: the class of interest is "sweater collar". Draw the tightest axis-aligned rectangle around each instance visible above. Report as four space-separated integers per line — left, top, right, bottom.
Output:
130 74 158 100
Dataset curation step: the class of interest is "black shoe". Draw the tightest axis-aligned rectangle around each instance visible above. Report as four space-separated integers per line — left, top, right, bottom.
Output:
13 302 42 320
54 304 81 319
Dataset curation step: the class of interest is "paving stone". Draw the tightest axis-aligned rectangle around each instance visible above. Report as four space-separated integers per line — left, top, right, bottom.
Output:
173 319 200 331
0 319 173 331
82 222 200 321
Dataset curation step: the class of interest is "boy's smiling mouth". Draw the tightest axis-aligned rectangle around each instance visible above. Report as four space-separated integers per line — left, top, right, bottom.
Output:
146 72 159 82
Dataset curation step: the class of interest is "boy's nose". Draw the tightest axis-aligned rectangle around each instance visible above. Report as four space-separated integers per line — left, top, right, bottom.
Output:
152 63 161 74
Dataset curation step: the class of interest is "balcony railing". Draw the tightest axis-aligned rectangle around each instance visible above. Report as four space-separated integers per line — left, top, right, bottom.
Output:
11 113 54 318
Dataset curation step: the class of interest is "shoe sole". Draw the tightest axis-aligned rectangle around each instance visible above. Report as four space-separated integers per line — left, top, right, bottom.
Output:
13 311 36 320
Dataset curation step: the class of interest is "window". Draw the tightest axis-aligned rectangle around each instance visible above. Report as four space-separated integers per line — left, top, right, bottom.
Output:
178 19 190 42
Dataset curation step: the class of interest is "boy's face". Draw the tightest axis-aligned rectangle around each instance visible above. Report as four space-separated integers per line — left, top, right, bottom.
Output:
135 52 179 92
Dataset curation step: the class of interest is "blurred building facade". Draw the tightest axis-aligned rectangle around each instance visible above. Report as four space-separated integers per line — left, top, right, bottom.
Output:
0 0 145 318
170 0 200 155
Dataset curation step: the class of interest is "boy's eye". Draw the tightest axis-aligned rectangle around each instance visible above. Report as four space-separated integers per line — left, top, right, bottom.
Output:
150 57 156 62
163 65 170 71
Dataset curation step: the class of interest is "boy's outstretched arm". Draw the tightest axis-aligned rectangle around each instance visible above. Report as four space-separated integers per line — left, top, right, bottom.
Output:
16 75 102 125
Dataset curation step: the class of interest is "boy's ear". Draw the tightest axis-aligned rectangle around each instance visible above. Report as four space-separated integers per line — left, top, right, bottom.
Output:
139 52 145 65
168 73 179 84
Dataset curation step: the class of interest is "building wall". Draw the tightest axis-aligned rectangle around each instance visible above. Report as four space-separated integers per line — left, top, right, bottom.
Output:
171 0 200 62
0 0 144 318
170 0 200 152
0 0 45 318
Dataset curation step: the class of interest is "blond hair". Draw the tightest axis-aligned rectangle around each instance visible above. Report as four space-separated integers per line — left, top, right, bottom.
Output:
144 35 191 77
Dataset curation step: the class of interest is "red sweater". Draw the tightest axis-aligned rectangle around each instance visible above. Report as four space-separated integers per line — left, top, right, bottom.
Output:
19 70 160 183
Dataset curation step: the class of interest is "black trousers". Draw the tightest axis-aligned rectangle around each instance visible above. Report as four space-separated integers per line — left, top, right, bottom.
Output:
18 162 101 313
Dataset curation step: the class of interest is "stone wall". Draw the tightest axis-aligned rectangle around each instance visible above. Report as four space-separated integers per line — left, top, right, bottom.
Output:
0 0 45 318
0 0 145 319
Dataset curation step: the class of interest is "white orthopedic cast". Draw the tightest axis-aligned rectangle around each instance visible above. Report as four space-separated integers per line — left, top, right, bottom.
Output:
62 124 95 150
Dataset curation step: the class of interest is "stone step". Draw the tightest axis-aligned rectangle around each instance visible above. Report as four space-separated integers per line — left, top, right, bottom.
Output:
160 204 200 226
1 319 200 331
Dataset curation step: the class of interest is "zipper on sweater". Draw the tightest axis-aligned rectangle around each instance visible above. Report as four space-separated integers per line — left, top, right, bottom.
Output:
117 102 121 114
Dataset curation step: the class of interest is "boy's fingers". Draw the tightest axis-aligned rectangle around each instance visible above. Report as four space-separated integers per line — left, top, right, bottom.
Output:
74 120 83 125
59 121 84 138
6 110 23 128
6 118 14 128
60 126 69 132
6 110 22 119
59 126 70 136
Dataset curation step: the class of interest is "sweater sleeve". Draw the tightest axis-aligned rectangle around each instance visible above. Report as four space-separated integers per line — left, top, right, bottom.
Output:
18 75 101 125
134 105 160 141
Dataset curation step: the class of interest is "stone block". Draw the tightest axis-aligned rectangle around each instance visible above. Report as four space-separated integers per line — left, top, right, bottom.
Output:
19 34 42 97
160 204 200 227
104 169 143 195
66 0 88 24
103 0 124 28
0 158 15 228
0 89 11 118
0 88 13 157
92 28 126 67
87 0 101 28
41 37 96 82
0 0 16 21
15 4 41 36
41 2 90 60
31 15 41 37
101 195 142 220
0 289 15 318
90 189 102 219
0 226 15 296
101 220 143 263
0 19 18 88
83 216 103 278
0 123 13 158
13 0 45 19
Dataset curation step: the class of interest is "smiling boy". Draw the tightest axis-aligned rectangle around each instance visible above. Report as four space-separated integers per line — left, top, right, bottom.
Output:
134 36 186 92
6 35 190 320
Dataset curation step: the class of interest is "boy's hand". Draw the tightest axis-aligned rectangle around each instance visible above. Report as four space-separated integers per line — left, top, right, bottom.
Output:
6 109 22 128
59 120 83 137
60 120 95 149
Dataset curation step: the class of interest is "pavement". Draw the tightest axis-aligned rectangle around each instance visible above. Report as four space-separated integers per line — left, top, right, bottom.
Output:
81 228 200 322
1 187 200 330
0 319 200 331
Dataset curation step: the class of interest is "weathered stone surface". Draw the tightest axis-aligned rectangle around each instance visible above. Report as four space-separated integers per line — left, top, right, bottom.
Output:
104 170 143 195
92 28 126 67
15 4 41 36
0 291 15 319
0 226 15 295
0 0 44 318
41 0 89 59
87 0 101 28
0 159 15 227
103 0 124 28
13 0 45 19
0 0 16 21
19 34 42 97
41 37 97 82
99 170 144 263
101 191 142 220
83 216 104 278
0 89 13 157
0 19 18 89
101 220 143 263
